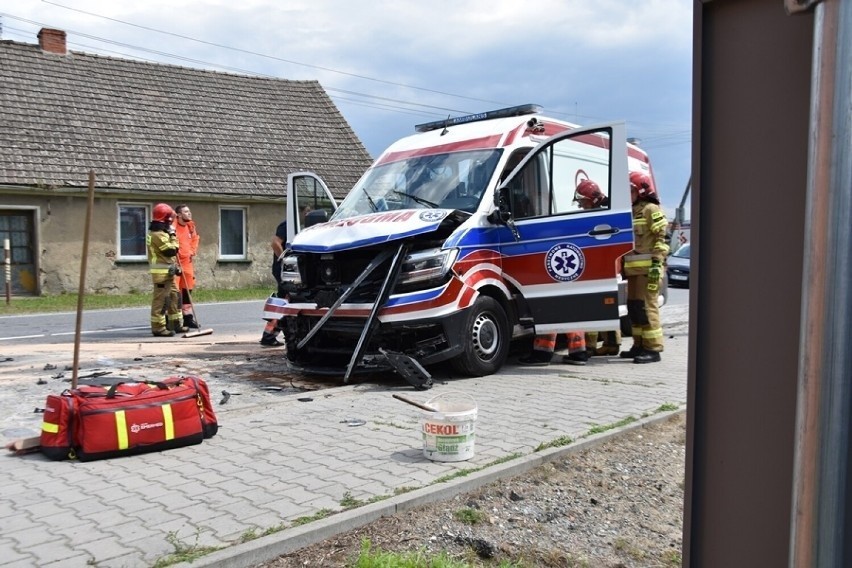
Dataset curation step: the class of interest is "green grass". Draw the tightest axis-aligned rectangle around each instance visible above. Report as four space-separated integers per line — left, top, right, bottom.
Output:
291 508 334 526
353 538 529 567
352 538 472 567
534 435 574 452
151 531 223 568
238 522 288 543
340 491 365 509
453 507 486 525
586 415 637 436
0 286 271 315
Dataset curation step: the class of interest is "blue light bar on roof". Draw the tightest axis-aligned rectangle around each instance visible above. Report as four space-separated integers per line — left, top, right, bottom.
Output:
414 104 543 133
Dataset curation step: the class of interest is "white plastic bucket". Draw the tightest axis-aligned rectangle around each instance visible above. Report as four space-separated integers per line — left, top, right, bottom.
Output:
421 392 477 462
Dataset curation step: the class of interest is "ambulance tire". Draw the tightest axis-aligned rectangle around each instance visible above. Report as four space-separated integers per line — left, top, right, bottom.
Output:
451 295 510 377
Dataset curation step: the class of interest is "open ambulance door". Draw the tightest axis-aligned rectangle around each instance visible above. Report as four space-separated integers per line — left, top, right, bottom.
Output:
286 172 338 245
494 122 633 334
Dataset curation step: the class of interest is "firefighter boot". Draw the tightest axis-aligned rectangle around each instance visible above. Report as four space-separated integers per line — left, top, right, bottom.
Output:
595 344 621 356
183 313 199 329
152 328 175 337
562 351 589 366
519 350 552 366
620 344 643 359
170 320 189 333
633 350 662 364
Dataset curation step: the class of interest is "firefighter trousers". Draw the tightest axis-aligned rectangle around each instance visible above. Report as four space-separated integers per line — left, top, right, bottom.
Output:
626 273 664 352
150 275 182 332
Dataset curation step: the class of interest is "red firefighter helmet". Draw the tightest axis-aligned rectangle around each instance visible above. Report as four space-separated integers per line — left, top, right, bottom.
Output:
629 171 657 199
575 179 605 207
152 203 175 223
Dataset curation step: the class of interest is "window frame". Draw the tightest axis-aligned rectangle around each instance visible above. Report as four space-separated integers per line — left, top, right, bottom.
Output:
116 203 150 261
218 205 248 261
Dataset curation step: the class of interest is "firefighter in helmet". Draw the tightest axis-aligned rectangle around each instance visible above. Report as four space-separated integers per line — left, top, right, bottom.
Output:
147 203 184 337
574 179 622 357
574 178 609 209
621 171 668 363
518 176 610 367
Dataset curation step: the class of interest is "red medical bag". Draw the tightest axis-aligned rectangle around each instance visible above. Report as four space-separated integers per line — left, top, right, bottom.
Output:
40 376 218 461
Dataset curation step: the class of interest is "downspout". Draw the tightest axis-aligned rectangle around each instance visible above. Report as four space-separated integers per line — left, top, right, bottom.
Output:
789 0 852 565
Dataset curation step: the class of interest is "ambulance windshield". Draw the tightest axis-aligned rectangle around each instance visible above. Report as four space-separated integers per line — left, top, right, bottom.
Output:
331 149 502 220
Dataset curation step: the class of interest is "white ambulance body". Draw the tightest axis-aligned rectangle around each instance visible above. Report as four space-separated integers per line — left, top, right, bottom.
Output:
275 105 657 385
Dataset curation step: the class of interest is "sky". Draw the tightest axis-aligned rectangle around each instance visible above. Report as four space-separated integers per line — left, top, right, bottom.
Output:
0 0 693 214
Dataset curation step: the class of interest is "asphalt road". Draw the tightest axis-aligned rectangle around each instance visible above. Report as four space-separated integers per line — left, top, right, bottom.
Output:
0 299 268 346
0 287 689 346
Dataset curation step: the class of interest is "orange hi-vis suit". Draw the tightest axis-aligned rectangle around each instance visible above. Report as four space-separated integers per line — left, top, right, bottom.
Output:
531 332 586 359
174 219 199 320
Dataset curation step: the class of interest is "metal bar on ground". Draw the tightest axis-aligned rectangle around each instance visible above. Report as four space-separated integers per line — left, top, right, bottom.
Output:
343 242 407 383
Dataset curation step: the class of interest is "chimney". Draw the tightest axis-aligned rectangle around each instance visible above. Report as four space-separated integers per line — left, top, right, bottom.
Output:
38 28 67 55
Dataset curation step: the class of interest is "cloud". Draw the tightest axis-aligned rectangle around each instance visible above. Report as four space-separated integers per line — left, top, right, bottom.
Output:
1 0 693 210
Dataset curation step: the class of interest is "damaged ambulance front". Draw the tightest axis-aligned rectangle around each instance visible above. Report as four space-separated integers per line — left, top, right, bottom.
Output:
277 146 504 388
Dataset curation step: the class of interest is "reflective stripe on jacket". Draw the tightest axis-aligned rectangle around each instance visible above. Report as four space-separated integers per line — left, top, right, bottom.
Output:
146 231 179 274
631 201 670 263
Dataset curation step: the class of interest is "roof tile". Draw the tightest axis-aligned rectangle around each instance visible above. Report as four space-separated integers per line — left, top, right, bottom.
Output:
0 40 373 199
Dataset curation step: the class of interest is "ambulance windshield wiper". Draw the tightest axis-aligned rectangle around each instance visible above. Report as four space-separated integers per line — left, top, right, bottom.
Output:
362 188 378 211
391 190 438 208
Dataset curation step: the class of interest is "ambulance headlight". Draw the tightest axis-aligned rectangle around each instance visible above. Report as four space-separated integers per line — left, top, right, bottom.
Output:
398 247 458 287
279 255 302 286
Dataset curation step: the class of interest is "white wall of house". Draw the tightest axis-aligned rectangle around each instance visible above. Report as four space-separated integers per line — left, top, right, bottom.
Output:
0 190 287 296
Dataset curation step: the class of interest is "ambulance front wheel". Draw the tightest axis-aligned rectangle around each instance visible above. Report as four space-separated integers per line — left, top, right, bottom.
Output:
451 295 510 377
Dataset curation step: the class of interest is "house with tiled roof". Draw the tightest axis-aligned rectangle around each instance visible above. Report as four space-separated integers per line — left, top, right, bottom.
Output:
0 28 373 295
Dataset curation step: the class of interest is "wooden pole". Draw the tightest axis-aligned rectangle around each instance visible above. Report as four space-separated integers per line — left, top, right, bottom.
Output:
4 238 9 305
71 171 96 389
392 393 437 412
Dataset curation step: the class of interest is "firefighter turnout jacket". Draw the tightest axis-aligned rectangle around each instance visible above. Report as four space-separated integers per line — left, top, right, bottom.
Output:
623 202 669 275
147 229 180 277
147 227 182 333
622 200 669 354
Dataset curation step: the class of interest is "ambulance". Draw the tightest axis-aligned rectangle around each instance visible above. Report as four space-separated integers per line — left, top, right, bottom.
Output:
274 104 659 387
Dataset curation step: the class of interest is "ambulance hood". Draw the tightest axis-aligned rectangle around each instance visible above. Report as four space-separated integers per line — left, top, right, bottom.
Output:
289 209 468 253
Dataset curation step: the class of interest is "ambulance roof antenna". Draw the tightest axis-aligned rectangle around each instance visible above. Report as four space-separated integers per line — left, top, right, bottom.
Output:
440 115 451 136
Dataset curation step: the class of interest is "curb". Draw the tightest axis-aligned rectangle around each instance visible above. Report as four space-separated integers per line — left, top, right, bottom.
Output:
175 408 686 568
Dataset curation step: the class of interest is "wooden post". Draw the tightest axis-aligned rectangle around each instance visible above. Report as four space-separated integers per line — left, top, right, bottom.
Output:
4 238 9 305
72 171 96 389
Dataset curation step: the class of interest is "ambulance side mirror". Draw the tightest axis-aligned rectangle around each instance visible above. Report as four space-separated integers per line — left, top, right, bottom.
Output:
488 186 512 225
304 209 329 227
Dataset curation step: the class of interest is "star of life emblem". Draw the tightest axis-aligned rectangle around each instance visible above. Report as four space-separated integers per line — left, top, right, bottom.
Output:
419 210 447 223
545 243 585 282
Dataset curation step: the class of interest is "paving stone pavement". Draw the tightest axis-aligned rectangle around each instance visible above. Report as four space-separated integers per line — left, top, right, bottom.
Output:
0 304 689 568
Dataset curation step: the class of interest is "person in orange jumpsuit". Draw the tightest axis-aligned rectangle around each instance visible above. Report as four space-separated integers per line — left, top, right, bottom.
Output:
173 204 200 329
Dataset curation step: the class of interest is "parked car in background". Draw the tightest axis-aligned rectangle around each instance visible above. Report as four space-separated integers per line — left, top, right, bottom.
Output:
667 243 691 287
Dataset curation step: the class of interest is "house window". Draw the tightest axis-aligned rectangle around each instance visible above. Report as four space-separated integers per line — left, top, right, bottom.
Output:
219 206 247 260
118 204 149 260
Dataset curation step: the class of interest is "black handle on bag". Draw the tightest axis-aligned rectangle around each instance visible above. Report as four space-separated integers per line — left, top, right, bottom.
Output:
106 381 169 399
